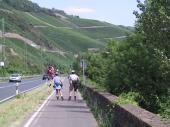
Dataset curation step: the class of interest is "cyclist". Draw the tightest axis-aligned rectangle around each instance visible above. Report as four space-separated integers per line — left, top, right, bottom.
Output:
68 70 79 101
47 66 55 79
53 72 64 100
47 66 55 87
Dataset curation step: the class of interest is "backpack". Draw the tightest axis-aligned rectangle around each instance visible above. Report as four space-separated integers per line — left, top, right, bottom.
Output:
72 80 78 85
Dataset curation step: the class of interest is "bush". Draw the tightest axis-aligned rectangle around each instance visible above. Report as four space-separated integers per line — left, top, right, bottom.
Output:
106 34 170 112
115 92 139 106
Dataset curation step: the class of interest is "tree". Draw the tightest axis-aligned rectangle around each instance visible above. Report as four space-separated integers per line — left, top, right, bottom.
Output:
134 0 170 56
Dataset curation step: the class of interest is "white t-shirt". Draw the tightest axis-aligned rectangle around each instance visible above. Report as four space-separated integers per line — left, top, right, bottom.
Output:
69 74 79 81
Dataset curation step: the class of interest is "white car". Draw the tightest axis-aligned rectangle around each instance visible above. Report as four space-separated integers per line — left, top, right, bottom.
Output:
9 74 22 82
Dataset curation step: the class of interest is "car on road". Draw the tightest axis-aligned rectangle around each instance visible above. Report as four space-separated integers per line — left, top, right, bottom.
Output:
9 74 22 82
42 74 49 80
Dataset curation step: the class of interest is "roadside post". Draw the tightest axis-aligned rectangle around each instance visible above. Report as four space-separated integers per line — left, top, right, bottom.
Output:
16 82 19 95
0 61 5 78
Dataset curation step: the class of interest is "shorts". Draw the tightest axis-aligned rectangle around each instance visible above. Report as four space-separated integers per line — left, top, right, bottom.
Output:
69 83 74 91
73 83 78 91
69 83 78 91
72 81 78 91
54 82 62 90
55 85 61 90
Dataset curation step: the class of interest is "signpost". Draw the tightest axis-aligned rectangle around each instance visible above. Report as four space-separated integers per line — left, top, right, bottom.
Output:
0 61 4 67
80 59 87 85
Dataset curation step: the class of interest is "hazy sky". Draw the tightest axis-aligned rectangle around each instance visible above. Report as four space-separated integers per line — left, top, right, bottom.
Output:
31 0 139 26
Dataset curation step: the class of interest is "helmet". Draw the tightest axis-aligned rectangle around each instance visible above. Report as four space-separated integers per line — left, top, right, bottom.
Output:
71 70 75 74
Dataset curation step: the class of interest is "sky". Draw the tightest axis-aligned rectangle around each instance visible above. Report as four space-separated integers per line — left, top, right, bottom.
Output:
30 0 139 26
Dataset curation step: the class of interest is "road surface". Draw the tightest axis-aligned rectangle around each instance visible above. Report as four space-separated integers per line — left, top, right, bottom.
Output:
0 77 46 102
22 77 98 127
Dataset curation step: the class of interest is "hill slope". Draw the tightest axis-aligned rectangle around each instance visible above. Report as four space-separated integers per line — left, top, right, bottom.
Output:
0 0 133 75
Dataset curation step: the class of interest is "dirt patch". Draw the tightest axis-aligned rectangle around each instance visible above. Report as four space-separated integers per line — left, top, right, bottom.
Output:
9 48 19 56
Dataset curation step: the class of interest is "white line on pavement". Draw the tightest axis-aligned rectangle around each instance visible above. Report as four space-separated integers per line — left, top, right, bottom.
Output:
24 91 55 127
0 83 45 103
0 79 42 89
21 84 44 93
0 95 15 103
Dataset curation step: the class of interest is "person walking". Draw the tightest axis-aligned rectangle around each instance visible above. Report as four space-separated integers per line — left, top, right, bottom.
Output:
53 72 64 101
68 70 79 101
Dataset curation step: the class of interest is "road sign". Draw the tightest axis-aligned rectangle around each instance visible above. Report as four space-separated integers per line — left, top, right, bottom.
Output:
0 61 4 67
80 59 87 85
80 59 87 69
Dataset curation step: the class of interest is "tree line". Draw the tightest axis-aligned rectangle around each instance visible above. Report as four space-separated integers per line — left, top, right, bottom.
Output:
75 0 170 118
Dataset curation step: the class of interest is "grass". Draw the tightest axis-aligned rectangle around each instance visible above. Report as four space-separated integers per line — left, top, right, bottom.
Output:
68 16 110 27
0 83 53 127
83 78 107 91
39 27 104 52
0 2 133 75
114 92 139 106
0 38 72 76
30 12 66 27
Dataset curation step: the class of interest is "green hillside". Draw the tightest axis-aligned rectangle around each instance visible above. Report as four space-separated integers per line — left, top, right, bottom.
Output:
0 0 133 75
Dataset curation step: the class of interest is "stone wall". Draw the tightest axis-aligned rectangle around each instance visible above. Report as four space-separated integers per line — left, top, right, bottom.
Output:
80 85 170 127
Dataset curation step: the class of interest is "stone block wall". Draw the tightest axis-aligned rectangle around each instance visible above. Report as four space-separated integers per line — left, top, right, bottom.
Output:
80 85 170 127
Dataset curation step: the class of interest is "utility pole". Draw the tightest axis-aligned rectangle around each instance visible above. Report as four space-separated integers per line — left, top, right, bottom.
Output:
2 18 5 65
24 42 27 73
41 46 42 74
0 18 5 77
80 59 86 85
1 19 2 62
40 45 43 74
82 59 85 85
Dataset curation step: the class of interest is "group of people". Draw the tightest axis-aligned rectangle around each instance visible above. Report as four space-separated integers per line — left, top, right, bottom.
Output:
47 66 80 101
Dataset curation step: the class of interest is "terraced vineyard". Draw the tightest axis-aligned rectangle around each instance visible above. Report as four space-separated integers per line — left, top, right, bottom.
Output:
0 0 133 75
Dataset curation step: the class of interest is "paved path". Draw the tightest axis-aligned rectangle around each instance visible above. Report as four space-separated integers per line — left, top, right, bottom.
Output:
23 77 98 127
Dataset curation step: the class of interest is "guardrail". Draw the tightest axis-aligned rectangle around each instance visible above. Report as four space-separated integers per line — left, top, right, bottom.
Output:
0 77 8 80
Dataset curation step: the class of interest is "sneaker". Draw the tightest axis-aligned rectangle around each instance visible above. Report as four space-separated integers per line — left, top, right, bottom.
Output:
68 96 71 101
56 96 59 100
74 96 76 101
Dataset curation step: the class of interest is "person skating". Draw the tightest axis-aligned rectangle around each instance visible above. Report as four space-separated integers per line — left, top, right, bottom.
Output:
68 70 79 101
53 72 64 101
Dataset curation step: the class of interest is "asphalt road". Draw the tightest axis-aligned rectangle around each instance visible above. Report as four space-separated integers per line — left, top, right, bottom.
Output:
0 77 46 102
22 77 98 127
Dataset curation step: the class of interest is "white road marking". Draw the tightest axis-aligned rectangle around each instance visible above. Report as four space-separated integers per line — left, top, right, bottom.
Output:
21 84 44 93
0 79 42 89
24 91 55 127
0 95 15 103
0 83 46 103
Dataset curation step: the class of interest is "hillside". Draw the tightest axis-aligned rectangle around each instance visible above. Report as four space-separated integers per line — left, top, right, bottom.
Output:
0 0 133 75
